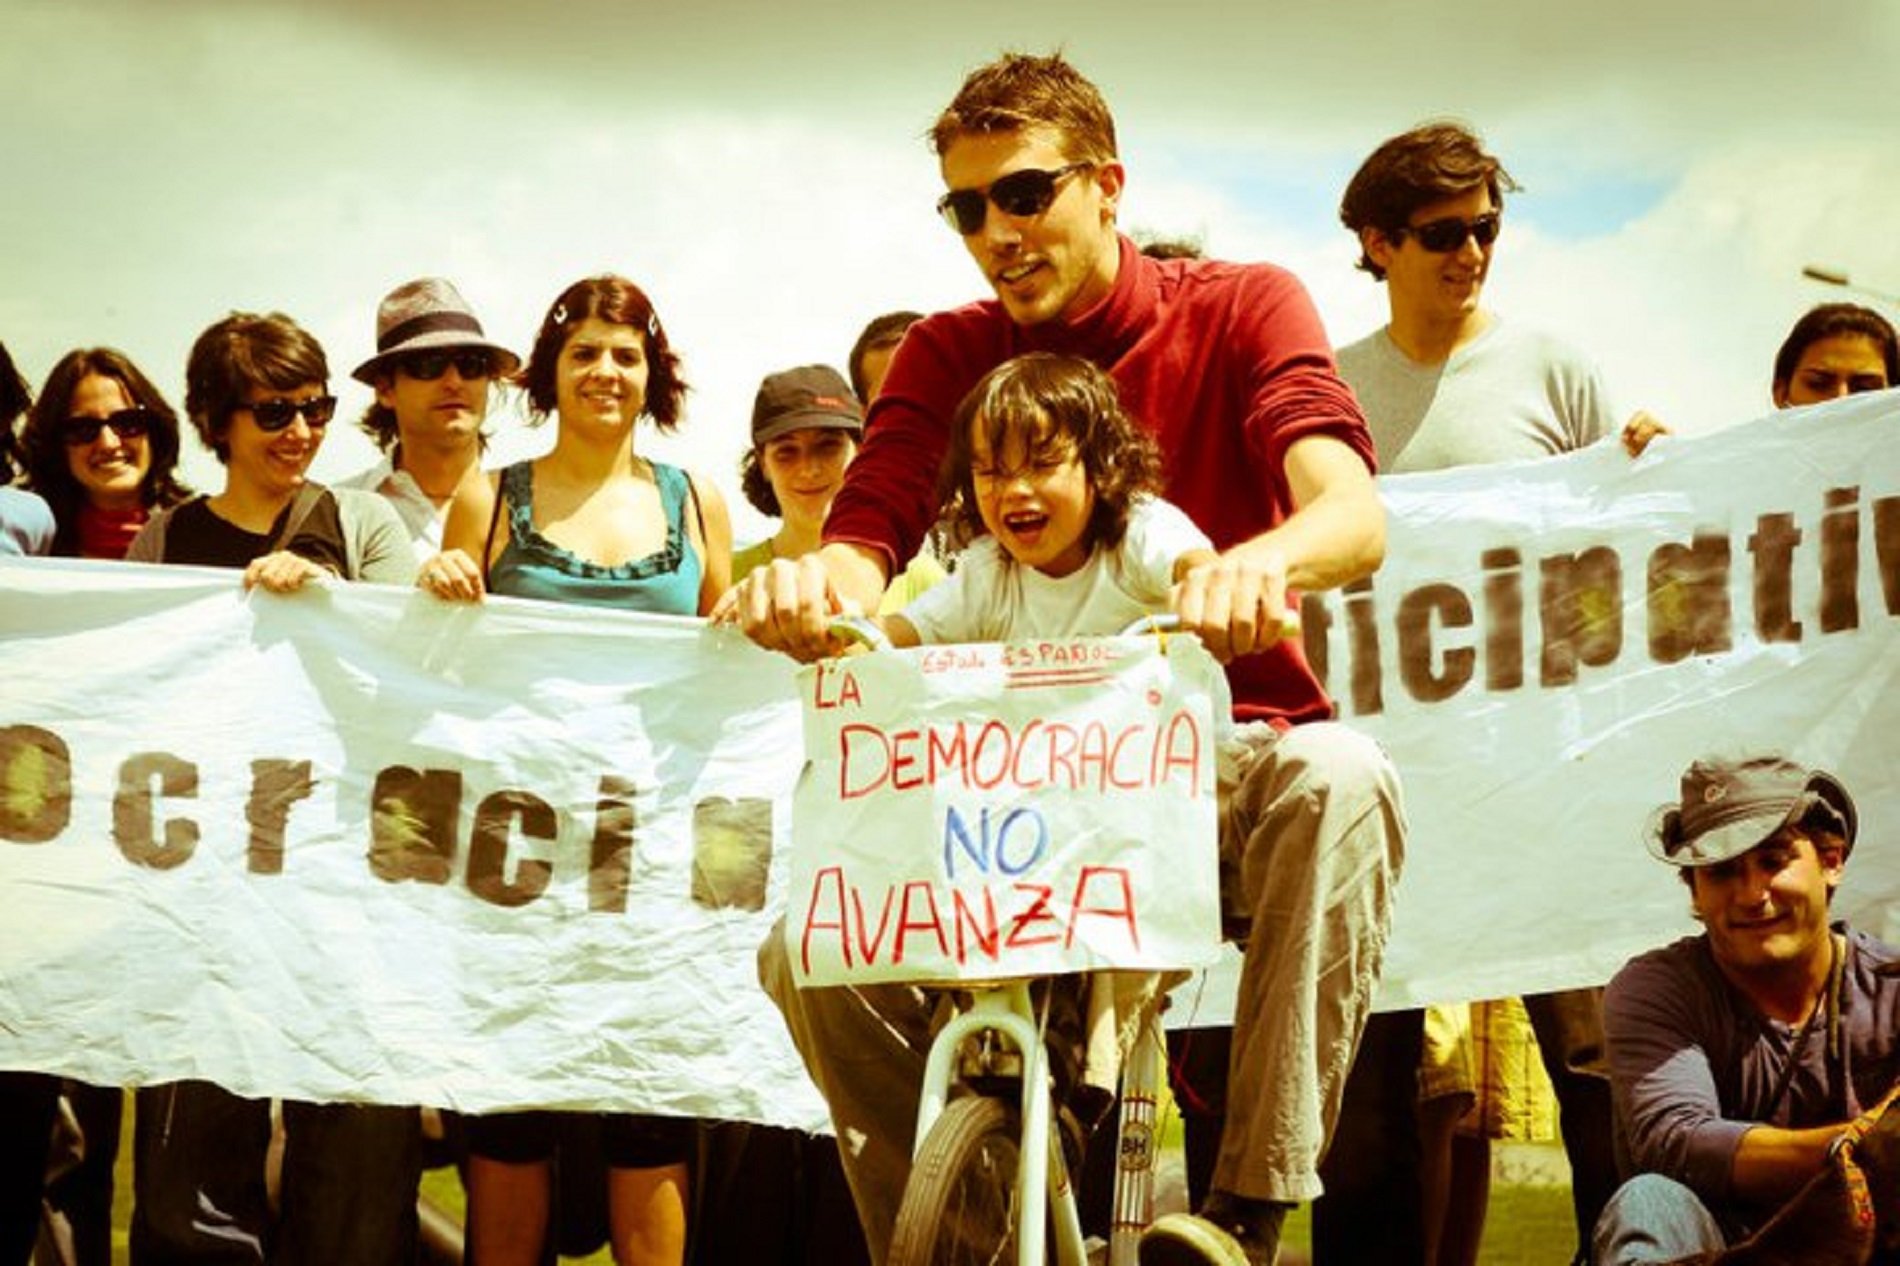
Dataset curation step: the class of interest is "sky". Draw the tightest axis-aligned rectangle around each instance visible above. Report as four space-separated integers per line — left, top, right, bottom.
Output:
5 0 1899 541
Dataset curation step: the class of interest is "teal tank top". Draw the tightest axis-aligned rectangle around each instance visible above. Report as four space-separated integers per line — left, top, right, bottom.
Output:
486 460 703 614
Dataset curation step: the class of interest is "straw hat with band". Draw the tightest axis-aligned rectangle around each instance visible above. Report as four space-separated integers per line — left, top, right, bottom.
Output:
352 277 520 385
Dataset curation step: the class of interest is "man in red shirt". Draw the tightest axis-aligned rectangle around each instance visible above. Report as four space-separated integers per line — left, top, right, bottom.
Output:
724 52 1404 1266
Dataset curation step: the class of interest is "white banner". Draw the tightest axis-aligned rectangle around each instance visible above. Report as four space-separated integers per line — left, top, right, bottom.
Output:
1298 392 1900 1014
0 563 828 1129
1166 396 1900 1027
786 636 1225 987
3 393 1898 1104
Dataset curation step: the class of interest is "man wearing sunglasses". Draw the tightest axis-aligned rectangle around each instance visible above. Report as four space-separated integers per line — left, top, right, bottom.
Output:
1332 121 1656 1266
1338 122 1665 473
725 51 1403 1266
343 277 520 559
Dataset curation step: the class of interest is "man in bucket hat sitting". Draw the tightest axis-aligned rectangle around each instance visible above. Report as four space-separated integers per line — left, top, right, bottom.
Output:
1593 754 1900 1262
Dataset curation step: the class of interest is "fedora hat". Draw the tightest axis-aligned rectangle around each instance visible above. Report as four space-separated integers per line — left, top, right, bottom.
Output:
352 277 520 384
751 365 862 448
1646 754 1857 868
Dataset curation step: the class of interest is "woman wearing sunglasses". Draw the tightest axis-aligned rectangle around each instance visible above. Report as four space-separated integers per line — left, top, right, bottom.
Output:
119 312 423 1266
7 346 194 1266
419 275 730 1266
19 347 192 559
127 311 412 591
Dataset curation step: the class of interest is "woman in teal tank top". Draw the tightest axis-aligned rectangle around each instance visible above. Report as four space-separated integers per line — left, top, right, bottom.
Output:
418 276 731 1266
420 275 730 619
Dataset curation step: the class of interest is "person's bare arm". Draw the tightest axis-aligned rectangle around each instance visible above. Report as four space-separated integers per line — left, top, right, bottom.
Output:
1171 434 1384 661
688 472 735 616
710 541 892 662
1727 1123 1845 1204
418 471 499 602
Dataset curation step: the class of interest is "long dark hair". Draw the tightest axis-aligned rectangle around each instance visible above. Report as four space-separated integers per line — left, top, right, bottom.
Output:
1773 303 1898 395
0 342 29 485
21 347 192 554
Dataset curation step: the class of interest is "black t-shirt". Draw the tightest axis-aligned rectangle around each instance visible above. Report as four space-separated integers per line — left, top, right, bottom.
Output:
160 492 350 574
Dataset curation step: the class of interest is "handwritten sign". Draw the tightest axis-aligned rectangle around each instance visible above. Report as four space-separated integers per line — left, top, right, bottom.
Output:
785 635 1228 986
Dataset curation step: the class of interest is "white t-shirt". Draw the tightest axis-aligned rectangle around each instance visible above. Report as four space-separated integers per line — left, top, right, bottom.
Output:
900 495 1212 643
1335 316 1616 474
337 456 450 561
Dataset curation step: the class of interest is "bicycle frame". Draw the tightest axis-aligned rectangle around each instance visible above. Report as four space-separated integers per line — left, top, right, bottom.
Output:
833 613 1185 1264
910 979 1163 1266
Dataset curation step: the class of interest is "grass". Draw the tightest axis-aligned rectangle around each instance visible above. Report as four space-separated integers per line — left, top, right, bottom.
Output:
1276 1180 1579 1264
100 1097 1577 1263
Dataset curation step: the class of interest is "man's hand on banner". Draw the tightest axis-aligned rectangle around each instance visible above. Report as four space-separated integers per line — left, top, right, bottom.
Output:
416 549 486 603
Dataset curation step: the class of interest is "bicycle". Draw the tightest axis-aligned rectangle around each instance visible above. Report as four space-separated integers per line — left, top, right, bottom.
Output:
823 614 1195 1266
885 976 1167 1266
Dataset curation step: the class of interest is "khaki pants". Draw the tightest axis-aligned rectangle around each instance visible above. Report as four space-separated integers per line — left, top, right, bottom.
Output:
759 720 1406 1263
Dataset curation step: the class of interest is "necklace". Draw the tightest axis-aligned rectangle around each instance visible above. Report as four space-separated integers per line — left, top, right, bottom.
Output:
1761 932 1847 1123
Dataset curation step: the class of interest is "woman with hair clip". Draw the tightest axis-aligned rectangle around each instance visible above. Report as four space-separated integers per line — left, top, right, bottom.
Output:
20 347 192 561
419 274 731 1266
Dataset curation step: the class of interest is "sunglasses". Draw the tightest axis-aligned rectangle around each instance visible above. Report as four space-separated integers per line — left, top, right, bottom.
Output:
242 396 338 432
399 349 495 381
1396 212 1502 253
62 408 156 446
936 162 1091 236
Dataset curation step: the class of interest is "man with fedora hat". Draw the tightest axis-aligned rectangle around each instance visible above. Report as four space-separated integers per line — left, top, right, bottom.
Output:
1593 754 1900 1261
342 277 519 557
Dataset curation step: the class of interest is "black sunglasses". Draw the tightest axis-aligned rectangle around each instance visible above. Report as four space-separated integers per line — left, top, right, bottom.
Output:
243 396 338 432
399 349 495 381
62 407 156 446
936 163 1091 236
1396 212 1502 254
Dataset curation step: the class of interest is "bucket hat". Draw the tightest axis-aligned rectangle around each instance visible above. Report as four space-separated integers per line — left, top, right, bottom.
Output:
1646 755 1856 867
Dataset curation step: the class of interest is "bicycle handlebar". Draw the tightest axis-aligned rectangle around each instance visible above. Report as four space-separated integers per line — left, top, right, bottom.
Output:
826 614 893 652
824 613 1184 654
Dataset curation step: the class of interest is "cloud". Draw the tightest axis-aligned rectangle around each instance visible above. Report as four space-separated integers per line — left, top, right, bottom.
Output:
5 1 1897 524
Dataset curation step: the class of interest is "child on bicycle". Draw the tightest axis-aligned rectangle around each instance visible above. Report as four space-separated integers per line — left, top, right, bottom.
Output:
866 351 1220 1238
874 351 1216 648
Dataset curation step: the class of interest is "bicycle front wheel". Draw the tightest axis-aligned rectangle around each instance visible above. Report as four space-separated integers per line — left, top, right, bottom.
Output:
887 1095 1029 1266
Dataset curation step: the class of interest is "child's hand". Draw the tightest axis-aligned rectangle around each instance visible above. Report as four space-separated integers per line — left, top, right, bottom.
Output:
1171 549 1299 662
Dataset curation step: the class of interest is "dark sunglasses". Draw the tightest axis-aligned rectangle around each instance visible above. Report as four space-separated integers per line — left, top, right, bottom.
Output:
243 396 337 432
1397 212 1501 253
936 162 1091 236
399 349 495 381
62 408 156 446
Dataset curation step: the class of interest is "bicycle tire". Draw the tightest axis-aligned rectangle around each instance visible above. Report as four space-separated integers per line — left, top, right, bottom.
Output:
887 1095 1032 1266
